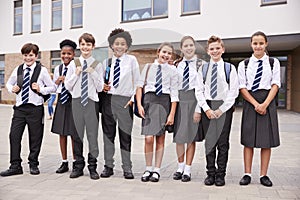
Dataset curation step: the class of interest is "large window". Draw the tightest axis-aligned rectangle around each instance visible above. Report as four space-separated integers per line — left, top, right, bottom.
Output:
122 0 168 22
14 0 23 35
52 0 62 30
0 55 5 87
71 0 83 28
261 0 287 6
182 0 200 15
31 0 41 33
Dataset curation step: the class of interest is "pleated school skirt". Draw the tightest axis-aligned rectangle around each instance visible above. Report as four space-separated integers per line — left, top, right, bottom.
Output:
241 89 280 148
141 92 170 136
173 89 204 143
51 94 78 136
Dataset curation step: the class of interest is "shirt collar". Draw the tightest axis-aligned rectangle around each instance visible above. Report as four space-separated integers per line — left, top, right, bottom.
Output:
182 55 197 63
23 62 36 71
251 53 267 62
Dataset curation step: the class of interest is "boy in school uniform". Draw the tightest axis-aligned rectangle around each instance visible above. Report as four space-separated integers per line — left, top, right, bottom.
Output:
0 43 56 176
196 36 239 186
64 33 103 180
100 28 140 179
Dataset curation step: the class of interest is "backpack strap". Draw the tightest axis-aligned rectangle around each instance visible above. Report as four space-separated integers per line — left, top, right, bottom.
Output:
202 62 209 84
224 62 231 84
74 58 81 67
90 60 100 69
269 57 274 70
104 58 112 84
196 58 203 72
59 64 63 76
16 64 24 94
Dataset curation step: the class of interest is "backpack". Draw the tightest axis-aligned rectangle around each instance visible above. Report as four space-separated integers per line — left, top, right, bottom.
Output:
202 62 231 84
98 58 112 113
16 62 51 102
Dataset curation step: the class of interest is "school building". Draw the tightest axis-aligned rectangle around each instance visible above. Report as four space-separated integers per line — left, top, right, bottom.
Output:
0 0 300 112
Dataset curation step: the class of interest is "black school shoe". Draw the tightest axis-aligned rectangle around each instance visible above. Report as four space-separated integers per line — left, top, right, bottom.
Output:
100 165 114 178
239 175 251 185
215 174 225 186
173 171 183 180
260 176 273 187
123 170 134 179
141 170 152 182
149 172 160 182
181 174 191 182
204 175 215 186
30 165 40 175
0 166 23 177
56 162 69 173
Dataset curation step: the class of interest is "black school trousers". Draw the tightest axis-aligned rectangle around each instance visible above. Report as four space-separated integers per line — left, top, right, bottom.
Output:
9 104 44 167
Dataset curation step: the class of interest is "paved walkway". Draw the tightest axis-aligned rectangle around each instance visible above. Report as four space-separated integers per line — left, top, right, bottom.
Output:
0 104 299 200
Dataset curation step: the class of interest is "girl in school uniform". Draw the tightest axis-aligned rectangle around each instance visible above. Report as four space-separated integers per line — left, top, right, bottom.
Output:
51 39 78 174
173 36 205 182
238 31 281 187
136 42 179 182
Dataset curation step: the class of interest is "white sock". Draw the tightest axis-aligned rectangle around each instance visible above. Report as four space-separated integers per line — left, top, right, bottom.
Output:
177 162 185 173
153 167 160 174
245 173 251 177
146 166 152 172
62 160 68 163
183 165 191 175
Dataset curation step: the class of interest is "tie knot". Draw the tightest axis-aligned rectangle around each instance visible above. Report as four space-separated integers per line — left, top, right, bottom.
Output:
116 58 120 63
158 64 161 70
26 67 31 72
213 63 218 67
258 60 263 64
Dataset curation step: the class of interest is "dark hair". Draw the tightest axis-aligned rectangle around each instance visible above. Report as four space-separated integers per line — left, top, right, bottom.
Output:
207 35 224 48
21 43 39 55
251 31 268 43
174 36 196 66
108 28 132 49
78 33 95 45
60 39 77 50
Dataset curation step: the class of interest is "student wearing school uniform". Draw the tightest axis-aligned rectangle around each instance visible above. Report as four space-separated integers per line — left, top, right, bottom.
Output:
0 43 56 177
64 33 103 180
100 28 140 180
196 36 239 186
136 42 179 182
238 31 280 187
51 39 79 174
173 36 205 182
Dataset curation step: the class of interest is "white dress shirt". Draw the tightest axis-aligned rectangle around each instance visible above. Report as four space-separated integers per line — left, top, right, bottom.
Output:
177 56 203 113
137 59 179 102
238 53 281 90
53 62 73 93
196 58 239 113
64 56 103 102
6 62 56 107
102 54 140 101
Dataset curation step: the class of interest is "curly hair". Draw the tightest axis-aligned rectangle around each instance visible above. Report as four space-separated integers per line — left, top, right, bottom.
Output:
107 28 132 49
59 39 77 50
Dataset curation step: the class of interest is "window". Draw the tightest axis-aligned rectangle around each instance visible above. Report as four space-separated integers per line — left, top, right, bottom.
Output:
0 55 4 87
261 0 287 6
182 0 200 15
122 0 168 22
71 0 83 28
14 0 23 35
31 0 41 33
52 0 62 30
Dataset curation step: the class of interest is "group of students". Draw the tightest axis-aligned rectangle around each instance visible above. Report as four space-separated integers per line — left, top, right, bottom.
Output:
0 29 280 188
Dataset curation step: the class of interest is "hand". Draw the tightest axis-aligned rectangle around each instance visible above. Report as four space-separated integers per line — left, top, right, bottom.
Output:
31 82 40 92
205 109 216 119
103 83 111 92
138 105 145 119
193 112 201 123
55 76 64 85
124 100 133 108
75 66 82 75
213 109 223 119
12 85 20 93
165 113 175 126
255 103 267 115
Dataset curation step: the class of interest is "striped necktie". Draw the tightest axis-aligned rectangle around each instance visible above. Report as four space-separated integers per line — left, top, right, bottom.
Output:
21 67 31 104
210 63 218 99
81 60 88 106
182 60 190 91
155 64 162 96
251 60 263 92
113 58 121 88
60 67 69 104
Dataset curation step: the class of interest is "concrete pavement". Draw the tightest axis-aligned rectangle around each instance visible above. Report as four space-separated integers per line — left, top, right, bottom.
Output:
0 104 299 200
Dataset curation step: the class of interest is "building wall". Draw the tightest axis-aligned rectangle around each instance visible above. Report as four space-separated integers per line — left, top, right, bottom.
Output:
291 46 300 112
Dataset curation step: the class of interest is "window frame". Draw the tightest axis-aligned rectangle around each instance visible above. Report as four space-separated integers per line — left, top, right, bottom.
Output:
71 0 83 29
181 0 200 16
51 0 62 31
31 0 41 33
261 0 287 6
13 0 23 35
0 54 5 87
121 0 168 23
